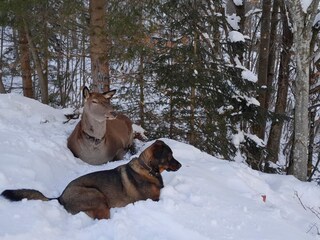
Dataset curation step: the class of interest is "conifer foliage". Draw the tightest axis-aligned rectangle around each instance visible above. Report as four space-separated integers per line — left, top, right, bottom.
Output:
1 0 320 181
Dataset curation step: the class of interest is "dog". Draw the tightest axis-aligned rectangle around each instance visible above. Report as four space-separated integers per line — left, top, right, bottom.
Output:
1 140 181 219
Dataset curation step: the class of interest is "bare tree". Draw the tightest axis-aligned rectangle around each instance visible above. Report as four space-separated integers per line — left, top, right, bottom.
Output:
286 0 320 181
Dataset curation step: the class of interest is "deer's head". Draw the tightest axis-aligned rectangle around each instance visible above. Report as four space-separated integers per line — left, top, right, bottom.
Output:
83 86 117 122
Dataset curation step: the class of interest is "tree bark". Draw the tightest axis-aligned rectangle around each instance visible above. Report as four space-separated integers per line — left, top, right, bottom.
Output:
266 0 280 106
0 77 4 93
286 0 320 181
138 54 145 129
190 22 198 146
89 0 110 92
308 110 316 176
190 86 196 145
254 0 272 140
23 20 48 104
0 27 6 93
266 0 293 167
169 90 174 139
18 26 34 98
308 26 320 178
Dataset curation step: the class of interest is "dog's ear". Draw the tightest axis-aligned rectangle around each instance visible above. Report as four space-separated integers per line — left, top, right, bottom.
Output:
153 140 166 159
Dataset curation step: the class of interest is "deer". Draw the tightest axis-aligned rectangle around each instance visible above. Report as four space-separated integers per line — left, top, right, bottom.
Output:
67 86 133 165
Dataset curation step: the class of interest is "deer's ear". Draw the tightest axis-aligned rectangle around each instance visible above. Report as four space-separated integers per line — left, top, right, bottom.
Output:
103 89 116 99
83 86 90 99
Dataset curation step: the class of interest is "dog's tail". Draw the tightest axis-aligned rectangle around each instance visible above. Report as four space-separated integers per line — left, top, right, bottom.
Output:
1 189 54 202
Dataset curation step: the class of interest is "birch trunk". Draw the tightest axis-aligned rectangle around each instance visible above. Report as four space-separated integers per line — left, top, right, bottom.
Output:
286 0 320 181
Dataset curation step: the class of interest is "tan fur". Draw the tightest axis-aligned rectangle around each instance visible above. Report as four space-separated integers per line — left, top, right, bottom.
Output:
1 140 182 220
67 87 133 165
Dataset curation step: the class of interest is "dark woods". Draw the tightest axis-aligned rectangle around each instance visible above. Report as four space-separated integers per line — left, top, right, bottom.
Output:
0 0 320 181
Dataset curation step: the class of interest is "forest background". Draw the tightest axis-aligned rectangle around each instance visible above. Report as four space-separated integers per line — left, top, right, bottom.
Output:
0 0 319 182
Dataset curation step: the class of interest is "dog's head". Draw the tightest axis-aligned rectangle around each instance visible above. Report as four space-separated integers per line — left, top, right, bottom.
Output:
143 140 182 173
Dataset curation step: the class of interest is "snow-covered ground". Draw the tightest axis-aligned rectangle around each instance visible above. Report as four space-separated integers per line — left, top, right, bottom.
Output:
1 93 320 240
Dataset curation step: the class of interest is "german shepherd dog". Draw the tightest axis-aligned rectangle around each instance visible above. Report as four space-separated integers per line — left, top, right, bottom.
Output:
1 140 181 219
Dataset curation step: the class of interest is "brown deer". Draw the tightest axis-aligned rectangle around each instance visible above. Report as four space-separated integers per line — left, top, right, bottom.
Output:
67 87 133 165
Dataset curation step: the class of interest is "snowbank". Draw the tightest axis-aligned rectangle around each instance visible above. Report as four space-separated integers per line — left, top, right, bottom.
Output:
0 93 320 240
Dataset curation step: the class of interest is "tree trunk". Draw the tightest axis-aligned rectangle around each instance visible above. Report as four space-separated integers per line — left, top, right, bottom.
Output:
232 1 246 63
308 26 320 178
291 41 310 181
234 1 245 33
266 0 293 167
0 27 6 93
190 86 196 145
23 20 48 104
18 26 34 98
81 26 87 107
266 0 280 106
308 110 316 176
138 54 145 129
0 79 4 93
190 24 198 146
169 90 174 139
254 0 272 140
286 0 320 181
89 0 110 92
0 77 4 93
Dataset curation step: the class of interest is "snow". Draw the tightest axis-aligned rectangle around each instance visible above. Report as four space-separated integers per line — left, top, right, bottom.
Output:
228 30 245 43
246 133 265 147
301 0 312 13
313 12 320 28
232 130 265 153
233 0 243 6
232 130 245 148
1 93 320 240
227 14 241 30
245 96 260 106
241 69 258 83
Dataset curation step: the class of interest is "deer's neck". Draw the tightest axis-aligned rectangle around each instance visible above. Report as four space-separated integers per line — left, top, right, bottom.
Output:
81 112 106 140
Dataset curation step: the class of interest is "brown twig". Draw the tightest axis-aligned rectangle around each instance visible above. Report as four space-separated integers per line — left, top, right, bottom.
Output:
295 191 307 210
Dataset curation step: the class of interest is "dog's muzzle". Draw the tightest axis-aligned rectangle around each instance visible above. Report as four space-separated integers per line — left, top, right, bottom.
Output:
167 158 182 171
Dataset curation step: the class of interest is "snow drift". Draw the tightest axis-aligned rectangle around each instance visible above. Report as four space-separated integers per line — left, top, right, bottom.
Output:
0 93 320 240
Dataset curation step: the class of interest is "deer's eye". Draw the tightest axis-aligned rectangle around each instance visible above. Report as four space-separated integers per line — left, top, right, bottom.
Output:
92 100 98 104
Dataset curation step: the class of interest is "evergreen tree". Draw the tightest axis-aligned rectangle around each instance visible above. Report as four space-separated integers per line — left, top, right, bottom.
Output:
148 0 259 160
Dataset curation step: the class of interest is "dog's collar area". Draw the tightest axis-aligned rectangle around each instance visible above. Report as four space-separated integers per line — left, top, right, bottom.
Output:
138 157 160 178
82 130 105 145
